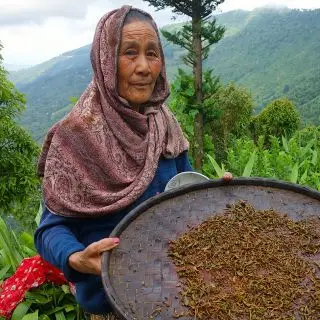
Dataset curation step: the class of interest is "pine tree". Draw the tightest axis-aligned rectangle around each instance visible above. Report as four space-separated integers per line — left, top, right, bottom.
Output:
144 0 225 169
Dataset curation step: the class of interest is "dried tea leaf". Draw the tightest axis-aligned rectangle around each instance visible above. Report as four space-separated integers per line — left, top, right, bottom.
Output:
168 202 320 320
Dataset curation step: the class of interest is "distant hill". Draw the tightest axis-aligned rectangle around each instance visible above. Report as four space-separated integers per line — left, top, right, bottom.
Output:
11 45 92 141
4 63 33 71
9 7 320 142
205 8 320 121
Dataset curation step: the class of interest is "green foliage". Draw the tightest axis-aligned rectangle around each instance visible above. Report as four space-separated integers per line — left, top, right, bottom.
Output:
11 284 84 320
68 96 78 106
0 217 36 276
0 42 41 228
213 83 253 136
0 46 25 119
210 82 254 160
252 98 300 140
170 71 255 168
142 0 225 18
147 0 226 169
206 154 225 177
0 118 41 221
171 68 220 117
0 51 82 313
0 217 85 320
292 125 320 148
161 18 225 67
205 150 256 178
169 69 220 164
206 133 320 191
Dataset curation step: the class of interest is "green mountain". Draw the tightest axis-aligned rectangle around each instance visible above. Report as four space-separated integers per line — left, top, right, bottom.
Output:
10 7 320 142
10 45 92 141
205 8 320 120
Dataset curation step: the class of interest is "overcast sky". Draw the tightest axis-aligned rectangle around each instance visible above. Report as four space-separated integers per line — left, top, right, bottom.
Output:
0 0 319 66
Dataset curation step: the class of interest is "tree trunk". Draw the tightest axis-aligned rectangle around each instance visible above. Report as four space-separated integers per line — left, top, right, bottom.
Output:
192 9 203 170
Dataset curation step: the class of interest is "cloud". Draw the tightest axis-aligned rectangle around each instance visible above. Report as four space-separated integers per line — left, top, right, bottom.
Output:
219 0 320 11
0 0 97 25
1 17 94 65
0 0 184 65
0 0 185 27
1 0 319 27
1 0 319 66
0 0 178 26
91 0 186 27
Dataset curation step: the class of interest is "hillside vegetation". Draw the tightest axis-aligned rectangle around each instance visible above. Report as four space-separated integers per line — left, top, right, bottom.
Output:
9 7 320 142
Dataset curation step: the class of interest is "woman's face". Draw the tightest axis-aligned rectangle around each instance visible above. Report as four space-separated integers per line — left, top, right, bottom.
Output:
118 20 162 108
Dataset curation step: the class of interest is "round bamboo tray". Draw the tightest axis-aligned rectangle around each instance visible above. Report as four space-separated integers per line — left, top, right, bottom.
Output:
101 178 320 320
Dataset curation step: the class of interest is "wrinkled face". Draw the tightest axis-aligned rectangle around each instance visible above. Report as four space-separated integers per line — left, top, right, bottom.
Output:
118 20 162 108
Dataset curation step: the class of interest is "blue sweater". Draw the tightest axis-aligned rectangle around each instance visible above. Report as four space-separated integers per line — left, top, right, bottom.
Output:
35 151 192 314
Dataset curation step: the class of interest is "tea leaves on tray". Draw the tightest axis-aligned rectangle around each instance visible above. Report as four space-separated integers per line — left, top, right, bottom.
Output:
168 202 320 319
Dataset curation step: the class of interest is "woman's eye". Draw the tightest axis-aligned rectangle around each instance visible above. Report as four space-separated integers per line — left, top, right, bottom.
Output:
125 50 137 56
147 51 158 57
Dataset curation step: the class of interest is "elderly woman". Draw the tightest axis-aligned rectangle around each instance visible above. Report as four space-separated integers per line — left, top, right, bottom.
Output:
35 5 231 317
35 6 191 316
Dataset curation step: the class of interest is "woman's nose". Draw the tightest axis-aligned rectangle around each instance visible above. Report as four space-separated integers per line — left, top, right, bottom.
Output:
135 54 150 75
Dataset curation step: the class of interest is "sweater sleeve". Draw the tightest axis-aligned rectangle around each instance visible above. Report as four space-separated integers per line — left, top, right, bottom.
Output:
176 150 193 173
34 207 86 282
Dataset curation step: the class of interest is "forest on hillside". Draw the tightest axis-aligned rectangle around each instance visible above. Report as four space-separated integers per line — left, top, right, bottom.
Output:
8 7 320 142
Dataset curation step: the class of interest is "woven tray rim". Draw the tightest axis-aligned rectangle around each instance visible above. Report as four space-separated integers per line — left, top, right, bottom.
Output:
102 177 320 320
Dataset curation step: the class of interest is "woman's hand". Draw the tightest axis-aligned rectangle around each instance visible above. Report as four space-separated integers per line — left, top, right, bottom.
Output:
222 172 233 182
68 237 120 275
